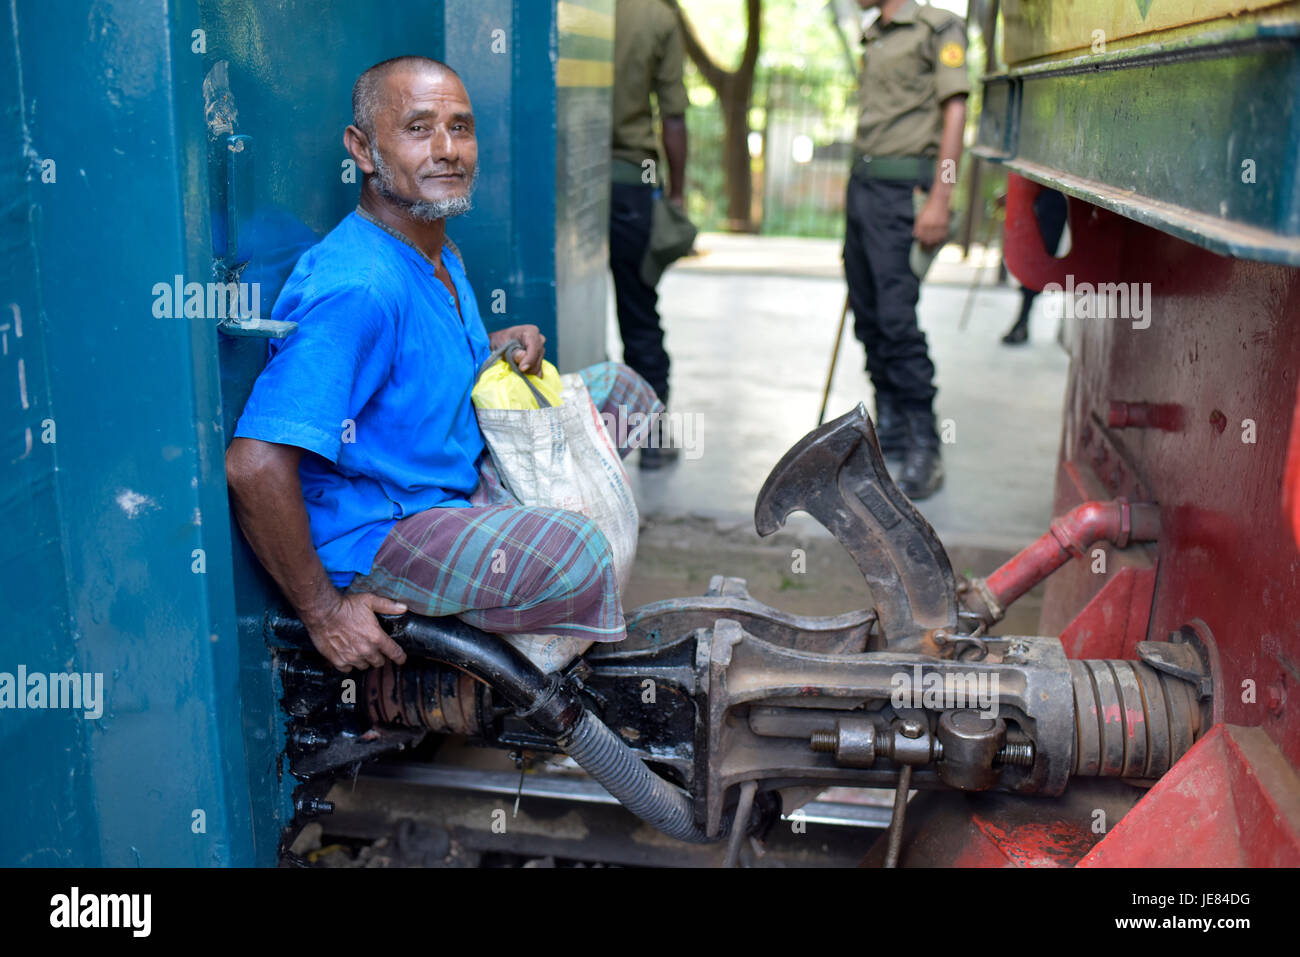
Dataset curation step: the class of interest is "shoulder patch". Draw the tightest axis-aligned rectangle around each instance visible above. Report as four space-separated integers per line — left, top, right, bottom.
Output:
939 42 965 68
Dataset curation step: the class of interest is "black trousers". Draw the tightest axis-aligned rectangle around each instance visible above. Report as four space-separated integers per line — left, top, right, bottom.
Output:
609 182 669 404
842 176 936 411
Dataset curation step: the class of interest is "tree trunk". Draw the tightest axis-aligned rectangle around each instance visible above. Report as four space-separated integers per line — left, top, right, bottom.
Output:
721 75 754 231
671 0 762 232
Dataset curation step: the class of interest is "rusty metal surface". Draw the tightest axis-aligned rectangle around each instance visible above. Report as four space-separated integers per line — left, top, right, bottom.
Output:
1287 381 1300 549
985 177 1300 861
623 576 876 655
365 663 483 736
1042 212 1300 773
1001 0 1293 64
861 777 1147 867
1080 724 1300 866
1068 658 1202 779
977 22 1300 264
289 727 426 780
1043 462 1160 655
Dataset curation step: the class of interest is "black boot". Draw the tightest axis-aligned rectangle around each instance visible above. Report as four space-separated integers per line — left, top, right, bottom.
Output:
1001 319 1029 345
639 445 679 469
896 408 944 501
874 391 907 459
639 410 681 470
1001 289 1035 345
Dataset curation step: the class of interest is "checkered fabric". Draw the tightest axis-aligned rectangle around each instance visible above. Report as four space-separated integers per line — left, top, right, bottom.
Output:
346 361 662 641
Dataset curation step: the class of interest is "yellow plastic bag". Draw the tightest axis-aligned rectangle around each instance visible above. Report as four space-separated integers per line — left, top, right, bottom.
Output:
471 339 564 410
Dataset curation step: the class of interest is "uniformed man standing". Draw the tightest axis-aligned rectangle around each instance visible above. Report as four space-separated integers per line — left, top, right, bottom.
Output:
610 0 689 469
845 0 968 500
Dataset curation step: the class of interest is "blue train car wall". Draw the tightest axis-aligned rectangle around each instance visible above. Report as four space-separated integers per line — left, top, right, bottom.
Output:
1 0 613 867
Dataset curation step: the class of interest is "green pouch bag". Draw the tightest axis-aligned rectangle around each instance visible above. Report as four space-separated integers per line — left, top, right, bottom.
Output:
640 198 698 287
909 189 962 280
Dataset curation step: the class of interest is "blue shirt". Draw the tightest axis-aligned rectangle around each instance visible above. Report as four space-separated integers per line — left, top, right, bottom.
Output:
234 211 492 587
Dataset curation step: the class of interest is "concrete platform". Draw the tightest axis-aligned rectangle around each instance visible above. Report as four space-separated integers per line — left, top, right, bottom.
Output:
606 233 1070 555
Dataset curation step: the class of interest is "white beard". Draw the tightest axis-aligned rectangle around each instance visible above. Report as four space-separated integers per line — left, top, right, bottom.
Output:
370 147 477 221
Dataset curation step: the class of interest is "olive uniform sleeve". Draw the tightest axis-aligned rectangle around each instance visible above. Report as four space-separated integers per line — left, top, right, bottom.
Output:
929 18 970 104
654 16 689 117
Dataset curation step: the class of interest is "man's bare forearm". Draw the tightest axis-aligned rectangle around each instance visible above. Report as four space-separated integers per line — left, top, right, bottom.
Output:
662 114 687 201
225 437 340 625
929 96 966 205
225 437 407 672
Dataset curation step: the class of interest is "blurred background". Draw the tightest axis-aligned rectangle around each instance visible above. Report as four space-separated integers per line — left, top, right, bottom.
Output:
671 0 1004 250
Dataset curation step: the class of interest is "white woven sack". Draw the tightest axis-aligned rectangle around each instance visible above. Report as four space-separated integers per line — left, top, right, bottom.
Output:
474 373 640 672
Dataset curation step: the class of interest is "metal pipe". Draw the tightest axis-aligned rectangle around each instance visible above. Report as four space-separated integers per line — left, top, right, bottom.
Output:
883 764 913 868
971 499 1160 623
723 780 759 867
387 616 568 726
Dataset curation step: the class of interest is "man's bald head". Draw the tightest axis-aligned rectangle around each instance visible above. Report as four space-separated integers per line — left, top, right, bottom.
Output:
352 56 462 141
344 56 478 224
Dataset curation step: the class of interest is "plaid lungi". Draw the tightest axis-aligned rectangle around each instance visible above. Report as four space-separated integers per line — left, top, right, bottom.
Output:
346 361 662 642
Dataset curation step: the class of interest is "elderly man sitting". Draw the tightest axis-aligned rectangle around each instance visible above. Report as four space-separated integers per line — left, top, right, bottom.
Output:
226 56 661 672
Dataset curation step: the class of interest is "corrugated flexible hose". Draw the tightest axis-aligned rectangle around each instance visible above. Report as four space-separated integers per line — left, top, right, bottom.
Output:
559 708 723 844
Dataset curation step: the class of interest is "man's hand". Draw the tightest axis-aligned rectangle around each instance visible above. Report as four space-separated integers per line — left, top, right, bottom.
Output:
913 195 951 249
489 324 546 374
301 591 410 672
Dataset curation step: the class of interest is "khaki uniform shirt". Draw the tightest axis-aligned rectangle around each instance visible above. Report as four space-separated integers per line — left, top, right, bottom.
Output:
611 0 689 167
853 0 970 159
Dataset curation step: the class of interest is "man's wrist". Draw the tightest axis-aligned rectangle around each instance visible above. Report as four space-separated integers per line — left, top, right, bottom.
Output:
927 183 954 208
491 324 527 342
298 587 343 628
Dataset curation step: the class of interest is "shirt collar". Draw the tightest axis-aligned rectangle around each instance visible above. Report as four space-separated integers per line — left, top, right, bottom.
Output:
353 206 451 272
891 0 920 25
863 0 919 41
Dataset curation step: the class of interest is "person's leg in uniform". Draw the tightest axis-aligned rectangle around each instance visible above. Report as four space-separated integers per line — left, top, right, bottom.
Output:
1003 287 1037 345
856 177 942 499
609 183 676 468
844 176 906 458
